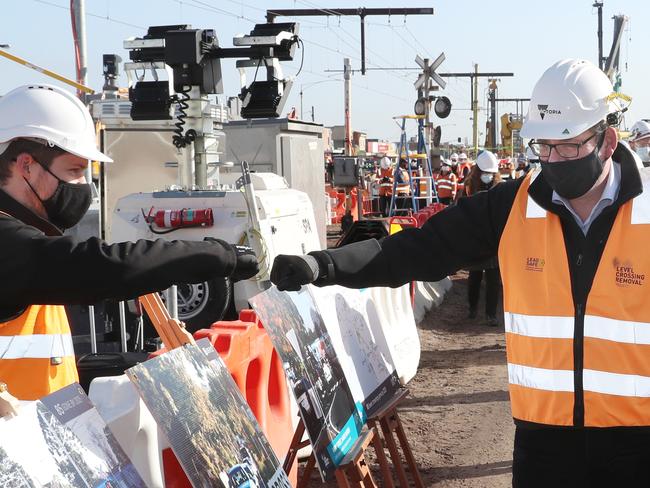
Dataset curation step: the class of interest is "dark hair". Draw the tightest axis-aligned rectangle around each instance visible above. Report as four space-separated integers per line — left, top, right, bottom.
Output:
0 139 66 185
465 165 502 196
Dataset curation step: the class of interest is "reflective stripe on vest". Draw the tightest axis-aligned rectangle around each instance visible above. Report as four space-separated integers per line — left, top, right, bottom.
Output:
435 174 456 198
499 167 650 427
0 305 78 400
0 334 74 359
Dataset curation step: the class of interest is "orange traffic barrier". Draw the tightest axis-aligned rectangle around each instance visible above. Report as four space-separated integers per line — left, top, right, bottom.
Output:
327 187 346 224
151 310 296 487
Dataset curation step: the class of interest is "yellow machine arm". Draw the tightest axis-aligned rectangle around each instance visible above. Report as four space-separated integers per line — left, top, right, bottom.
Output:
0 48 94 94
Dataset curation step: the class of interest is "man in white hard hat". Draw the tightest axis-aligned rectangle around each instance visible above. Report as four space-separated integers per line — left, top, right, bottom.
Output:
448 152 459 174
269 58 650 486
0 84 259 400
628 119 650 167
463 150 502 326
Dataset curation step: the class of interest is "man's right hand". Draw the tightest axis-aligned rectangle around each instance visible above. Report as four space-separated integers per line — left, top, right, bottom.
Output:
270 254 321 291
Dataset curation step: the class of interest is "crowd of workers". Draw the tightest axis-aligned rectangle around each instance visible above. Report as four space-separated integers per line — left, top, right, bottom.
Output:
371 148 539 212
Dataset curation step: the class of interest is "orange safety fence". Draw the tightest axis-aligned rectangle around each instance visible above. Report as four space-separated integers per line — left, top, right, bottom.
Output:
327 186 373 223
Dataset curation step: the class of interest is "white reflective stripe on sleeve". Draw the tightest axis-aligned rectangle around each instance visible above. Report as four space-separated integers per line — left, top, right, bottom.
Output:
508 363 574 392
584 315 650 345
583 369 650 397
504 312 574 338
0 334 75 359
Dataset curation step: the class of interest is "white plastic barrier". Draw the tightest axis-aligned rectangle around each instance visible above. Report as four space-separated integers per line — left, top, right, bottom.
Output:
365 284 420 385
89 375 165 488
413 278 452 323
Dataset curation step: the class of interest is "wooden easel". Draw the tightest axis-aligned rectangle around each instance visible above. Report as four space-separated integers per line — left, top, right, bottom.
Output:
366 388 424 488
139 293 194 349
283 417 379 488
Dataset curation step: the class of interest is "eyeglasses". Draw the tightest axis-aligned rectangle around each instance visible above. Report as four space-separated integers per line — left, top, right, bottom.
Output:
528 131 604 159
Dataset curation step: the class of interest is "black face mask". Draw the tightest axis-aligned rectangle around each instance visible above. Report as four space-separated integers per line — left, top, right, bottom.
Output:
24 163 92 229
540 136 605 200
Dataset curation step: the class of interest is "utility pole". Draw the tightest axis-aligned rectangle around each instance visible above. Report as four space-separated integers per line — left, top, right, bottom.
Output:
488 79 498 151
266 7 434 75
414 53 446 171
593 1 604 70
472 64 479 155
344 58 352 156
438 67 514 155
71 0 88 100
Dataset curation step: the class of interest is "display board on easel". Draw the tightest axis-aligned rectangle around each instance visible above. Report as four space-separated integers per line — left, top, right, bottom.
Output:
126 338 291 488
310 286 402 417
250 287 365 481
0 383 146 487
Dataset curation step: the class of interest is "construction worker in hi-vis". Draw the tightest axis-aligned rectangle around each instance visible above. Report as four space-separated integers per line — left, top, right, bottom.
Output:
270 59 650 487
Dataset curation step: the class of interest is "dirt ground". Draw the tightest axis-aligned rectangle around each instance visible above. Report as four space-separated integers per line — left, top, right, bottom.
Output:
304 270 514 487
400 270 513 487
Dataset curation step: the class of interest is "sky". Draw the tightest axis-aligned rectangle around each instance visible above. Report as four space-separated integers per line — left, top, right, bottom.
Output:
1 0 647 145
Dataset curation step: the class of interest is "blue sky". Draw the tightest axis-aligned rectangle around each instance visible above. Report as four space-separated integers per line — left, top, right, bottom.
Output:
1 0 647 144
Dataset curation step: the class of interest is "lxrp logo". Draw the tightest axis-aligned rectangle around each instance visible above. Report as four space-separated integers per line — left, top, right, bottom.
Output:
537 104 562 120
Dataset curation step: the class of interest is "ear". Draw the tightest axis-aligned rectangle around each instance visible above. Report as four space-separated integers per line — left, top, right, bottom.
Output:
600 127 618 160
14 152 36 179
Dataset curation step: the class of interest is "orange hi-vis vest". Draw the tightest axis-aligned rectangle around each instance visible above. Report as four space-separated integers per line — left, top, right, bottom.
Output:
499 169 650 427
378 167 393 197
395 168 411 195
435 172 457 199
0 304 78 400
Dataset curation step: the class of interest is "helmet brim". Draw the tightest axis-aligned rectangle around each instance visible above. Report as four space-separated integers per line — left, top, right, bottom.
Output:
67 144 113 163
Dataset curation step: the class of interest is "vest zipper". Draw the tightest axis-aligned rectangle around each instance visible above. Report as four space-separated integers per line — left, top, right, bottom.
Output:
573 302 585 427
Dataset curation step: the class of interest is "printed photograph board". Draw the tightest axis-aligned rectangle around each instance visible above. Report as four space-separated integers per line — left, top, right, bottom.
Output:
250 287 364 481
0 383 146 487
310 285 401 417
126 338 290 488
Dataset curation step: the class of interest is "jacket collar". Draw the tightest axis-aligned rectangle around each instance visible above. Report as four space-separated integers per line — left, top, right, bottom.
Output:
528 142 643 213
0 188 62 236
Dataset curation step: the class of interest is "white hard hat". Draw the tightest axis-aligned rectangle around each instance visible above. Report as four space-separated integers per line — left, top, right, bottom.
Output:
450 152 458 161
476 150 498 173
0 84 112 162
521 58 626 141
629 120 650 142
379 156 391 170
458 152 468 160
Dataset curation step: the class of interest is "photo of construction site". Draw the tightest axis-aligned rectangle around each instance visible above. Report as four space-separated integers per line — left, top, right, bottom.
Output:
126 340 289 488
0 401 126 487
250 287 363 480
311 286 402 417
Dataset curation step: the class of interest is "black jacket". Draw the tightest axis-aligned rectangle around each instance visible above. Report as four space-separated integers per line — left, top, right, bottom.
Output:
312 144 643 429
0 189 238 321
312 143 641 291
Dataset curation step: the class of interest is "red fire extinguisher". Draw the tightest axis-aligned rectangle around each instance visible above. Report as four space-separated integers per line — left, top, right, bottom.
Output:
145 207 214 232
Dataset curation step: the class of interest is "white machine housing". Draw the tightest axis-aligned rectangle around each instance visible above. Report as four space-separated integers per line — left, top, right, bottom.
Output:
111 172 321 310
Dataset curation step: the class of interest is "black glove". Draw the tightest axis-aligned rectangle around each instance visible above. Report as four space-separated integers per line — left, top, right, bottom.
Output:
204 237 259 281
270 254 321 291
231 244 259 281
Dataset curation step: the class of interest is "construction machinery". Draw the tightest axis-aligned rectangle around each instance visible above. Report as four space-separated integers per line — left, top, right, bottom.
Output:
90 22 326 332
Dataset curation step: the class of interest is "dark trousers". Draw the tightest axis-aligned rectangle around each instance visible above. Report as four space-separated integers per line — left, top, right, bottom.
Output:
379 195 390 217
438 196 453 205
513 426 650 488
467 268 500 317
